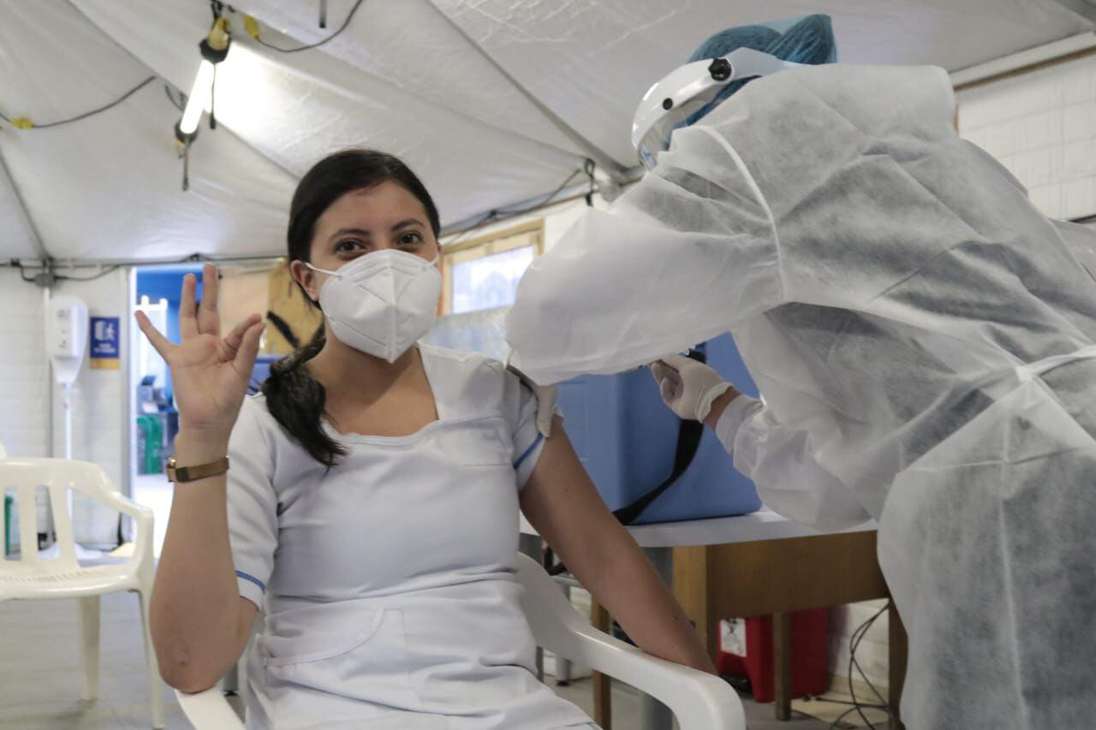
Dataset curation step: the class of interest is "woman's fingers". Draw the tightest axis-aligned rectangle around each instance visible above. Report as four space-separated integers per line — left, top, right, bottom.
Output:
179 273 199 339
232 320 266 375
222 313 263 359
135 311 174 359
198 263 220 336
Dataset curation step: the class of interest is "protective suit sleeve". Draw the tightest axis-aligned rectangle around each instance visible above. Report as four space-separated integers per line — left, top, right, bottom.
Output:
506 124 785 385
226 398 278 610
716 395 870 531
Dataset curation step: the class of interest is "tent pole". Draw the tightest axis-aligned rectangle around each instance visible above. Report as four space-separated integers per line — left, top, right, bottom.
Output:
952 31 1096 90
0 147 50 261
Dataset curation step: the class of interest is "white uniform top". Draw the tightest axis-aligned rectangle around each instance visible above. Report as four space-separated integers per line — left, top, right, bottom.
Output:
226 344 595 730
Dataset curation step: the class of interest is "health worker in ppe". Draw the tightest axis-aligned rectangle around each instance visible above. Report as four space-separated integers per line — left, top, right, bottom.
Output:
506 14 1096 730
136 149 715 729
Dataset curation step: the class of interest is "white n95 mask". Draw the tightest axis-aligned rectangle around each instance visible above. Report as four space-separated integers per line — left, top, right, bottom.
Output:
308 249 441 362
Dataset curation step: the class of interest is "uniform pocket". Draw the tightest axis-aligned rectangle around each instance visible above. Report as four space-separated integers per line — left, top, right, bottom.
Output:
263 608 386 667
261 607 418 715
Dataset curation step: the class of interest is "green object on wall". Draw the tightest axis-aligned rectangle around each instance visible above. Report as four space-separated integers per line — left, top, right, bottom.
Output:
4 494 13 557
137 415 164 475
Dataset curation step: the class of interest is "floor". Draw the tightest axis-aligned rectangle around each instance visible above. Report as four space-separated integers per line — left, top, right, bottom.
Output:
0 590 892 729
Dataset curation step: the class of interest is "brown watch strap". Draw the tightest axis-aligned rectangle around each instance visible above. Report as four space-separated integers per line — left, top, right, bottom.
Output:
165 456 230 483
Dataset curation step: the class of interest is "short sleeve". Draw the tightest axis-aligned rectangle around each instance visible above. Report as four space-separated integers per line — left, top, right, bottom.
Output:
226 398 278 609
505 373 547 489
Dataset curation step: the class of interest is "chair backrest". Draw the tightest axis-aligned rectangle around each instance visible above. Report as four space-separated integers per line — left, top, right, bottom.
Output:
0 458 116 571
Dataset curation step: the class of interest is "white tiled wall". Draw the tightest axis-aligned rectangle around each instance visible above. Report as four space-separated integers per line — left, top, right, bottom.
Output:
0 268 49 458
959 54 1096 220
0 267 131 545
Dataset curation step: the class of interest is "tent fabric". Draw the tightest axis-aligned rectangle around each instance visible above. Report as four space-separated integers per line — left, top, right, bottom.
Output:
0 0 1092 263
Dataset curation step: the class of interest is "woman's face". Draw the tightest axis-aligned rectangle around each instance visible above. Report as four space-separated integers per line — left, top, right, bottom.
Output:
292 180 440 302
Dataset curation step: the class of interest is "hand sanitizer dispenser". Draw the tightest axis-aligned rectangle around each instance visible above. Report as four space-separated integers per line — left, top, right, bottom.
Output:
42 295 89 549
46 295 89 387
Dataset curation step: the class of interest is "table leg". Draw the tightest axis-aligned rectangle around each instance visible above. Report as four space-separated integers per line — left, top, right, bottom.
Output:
591 598 613 730
773 612 792 721
888 602 908 730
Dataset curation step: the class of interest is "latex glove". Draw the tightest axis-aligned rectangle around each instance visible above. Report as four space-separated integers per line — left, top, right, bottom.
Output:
650 354 732 422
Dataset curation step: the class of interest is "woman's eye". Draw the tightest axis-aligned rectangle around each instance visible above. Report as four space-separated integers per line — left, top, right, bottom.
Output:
399 232 423 247
335 239 365 254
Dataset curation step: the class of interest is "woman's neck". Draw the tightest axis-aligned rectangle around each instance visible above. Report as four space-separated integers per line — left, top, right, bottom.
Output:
307 335 422 406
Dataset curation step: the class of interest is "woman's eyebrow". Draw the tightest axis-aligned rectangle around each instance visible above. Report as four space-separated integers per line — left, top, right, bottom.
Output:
329 227 371 242
391 219 425 232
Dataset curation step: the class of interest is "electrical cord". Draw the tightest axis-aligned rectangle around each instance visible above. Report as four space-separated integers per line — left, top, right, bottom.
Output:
164 84 186 112
1 76 157 130
828 601 891 730
7 250 275 286
56 265 123 282
247 0 366 54
12 259 122 283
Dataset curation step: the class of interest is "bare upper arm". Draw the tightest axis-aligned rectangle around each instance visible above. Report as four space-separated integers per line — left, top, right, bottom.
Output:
520 418 636 570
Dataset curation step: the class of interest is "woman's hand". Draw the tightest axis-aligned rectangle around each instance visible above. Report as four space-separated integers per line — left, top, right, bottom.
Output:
135 264 265 444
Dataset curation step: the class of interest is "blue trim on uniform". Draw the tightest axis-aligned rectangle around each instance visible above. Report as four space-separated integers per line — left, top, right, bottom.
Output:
514 433 545 471
235 570 266 593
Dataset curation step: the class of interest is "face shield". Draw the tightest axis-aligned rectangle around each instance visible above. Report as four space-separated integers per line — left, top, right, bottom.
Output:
631 47 800 169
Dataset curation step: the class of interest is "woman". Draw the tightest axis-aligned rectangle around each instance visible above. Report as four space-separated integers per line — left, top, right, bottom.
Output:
137 149 713 729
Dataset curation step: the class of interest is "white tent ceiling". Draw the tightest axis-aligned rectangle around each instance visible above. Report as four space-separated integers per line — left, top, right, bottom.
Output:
1 0 1093 264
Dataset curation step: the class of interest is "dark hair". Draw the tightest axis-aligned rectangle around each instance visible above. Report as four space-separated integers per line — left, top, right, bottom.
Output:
261 149 441 466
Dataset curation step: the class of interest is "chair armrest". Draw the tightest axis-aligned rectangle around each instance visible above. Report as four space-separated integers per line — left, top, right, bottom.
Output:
560 620 745 730
175 688 245 730
80 481 155 564
515 554 746 730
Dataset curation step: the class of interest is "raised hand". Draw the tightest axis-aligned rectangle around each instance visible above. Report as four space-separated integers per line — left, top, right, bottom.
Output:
135 264 265 443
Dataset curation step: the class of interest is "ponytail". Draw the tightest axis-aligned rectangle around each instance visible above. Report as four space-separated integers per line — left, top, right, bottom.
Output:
260 325 346 467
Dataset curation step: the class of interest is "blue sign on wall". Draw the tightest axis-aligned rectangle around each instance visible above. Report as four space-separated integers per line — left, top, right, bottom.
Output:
90 316 120 369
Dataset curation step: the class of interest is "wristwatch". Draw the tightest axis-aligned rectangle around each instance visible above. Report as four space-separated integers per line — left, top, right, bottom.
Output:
165 456 230 483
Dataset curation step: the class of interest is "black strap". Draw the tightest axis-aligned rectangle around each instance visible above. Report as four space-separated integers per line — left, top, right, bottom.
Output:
612 348 708 525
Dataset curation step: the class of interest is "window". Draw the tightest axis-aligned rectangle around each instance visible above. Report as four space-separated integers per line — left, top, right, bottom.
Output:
441 221 544 315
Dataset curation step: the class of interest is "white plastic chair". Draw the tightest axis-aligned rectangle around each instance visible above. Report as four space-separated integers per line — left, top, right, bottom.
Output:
0 458 164 729
175 552 745 730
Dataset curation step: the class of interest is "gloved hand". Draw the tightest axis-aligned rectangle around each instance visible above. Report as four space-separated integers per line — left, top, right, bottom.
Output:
650 354 733 423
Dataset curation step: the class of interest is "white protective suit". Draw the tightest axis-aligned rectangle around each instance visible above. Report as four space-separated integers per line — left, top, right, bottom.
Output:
507 63 1096 729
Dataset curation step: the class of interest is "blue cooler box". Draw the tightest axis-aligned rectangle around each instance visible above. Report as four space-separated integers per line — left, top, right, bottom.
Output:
556 334 762 524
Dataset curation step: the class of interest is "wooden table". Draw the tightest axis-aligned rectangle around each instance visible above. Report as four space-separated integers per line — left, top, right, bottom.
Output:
522 510 907 730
